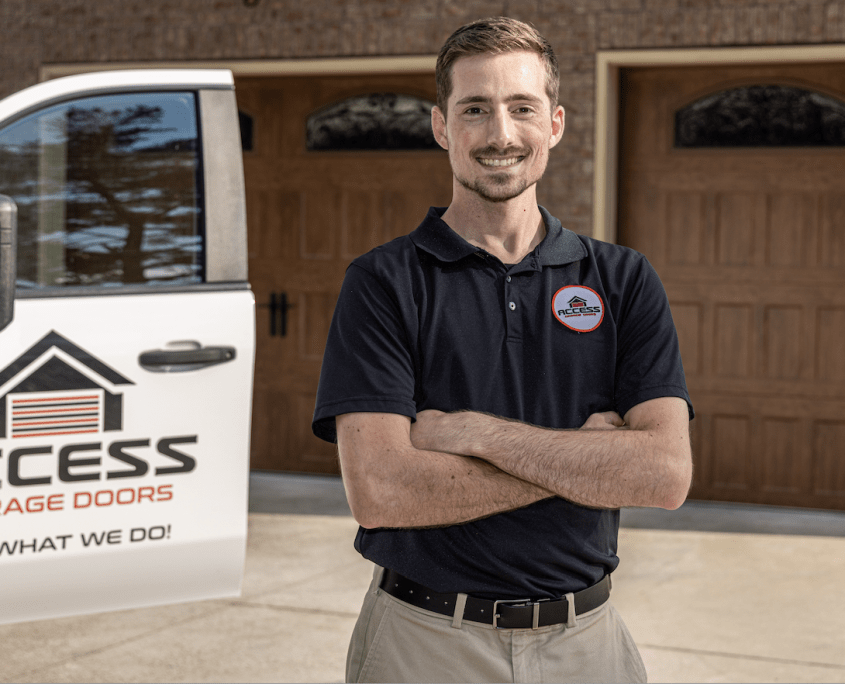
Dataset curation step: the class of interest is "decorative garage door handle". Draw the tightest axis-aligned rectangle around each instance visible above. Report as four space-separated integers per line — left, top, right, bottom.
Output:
257 292 294 337
139 345 236 372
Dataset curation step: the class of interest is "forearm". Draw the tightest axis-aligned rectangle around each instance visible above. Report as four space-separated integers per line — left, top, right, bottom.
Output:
414 400 692 510
464 416 683 509
337 412 554 529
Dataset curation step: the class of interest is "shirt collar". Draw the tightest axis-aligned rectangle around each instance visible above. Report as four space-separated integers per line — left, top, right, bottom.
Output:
409 206 587 266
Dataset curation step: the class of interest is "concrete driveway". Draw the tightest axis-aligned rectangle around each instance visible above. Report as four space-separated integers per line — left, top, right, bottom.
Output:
1 473 844 683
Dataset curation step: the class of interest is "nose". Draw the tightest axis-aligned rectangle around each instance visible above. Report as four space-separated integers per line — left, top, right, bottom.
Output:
486 107 514 149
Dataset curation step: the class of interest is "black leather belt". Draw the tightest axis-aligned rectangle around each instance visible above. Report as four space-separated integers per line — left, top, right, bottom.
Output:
379 568 611 630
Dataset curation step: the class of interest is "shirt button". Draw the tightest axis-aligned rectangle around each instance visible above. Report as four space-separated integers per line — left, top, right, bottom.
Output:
506 275 512 282
509 302 516 311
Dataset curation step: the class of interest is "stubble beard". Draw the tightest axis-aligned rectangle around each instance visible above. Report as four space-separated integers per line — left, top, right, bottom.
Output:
455 172 532 203
452 149 547 204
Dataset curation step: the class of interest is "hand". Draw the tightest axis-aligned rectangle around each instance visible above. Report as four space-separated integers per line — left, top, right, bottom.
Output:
409 409 448 452
581 411 626 430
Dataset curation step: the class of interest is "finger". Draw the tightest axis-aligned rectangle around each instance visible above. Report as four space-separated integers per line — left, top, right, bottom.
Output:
603 411 625 427
582 411 625 429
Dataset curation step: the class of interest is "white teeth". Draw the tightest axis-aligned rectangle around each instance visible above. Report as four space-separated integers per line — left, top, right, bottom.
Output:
478 157 521 167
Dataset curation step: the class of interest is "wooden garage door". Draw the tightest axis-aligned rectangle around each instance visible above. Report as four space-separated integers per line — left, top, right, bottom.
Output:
619 63 845 510
237 74 451 474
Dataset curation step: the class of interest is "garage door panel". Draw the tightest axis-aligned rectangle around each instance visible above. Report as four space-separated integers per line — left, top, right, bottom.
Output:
715 192 764 267
691 393 845 502
671 302 704 377
762 305 804 380
768 192 817 267
302 189 339 260
709 413 752 492
240 74 452 473
685 377 845 402
294 390 338 472
634 156 845 184
640 185 836 271
246 187 300 261
760 417 807 495
813 421 845 497
819 194 845 268
666 191 707 265
299 290 337 362
713 303 755 379
620 64 845 509
385 189 439 242
682 392 845 505
666 285 844 394
622 183 663 261
816 307 845 382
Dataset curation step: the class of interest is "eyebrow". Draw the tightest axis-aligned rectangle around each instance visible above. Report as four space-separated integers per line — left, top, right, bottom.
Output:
455 93 545 106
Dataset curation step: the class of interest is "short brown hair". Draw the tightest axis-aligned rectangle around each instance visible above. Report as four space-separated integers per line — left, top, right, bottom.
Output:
435 17 560 115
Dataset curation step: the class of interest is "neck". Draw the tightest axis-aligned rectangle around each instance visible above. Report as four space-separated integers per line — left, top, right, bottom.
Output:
440 185 545 263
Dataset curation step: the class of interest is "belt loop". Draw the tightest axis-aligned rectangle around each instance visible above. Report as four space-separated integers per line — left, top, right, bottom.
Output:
451 593 468 629
564 592 577 628
373 565 385 594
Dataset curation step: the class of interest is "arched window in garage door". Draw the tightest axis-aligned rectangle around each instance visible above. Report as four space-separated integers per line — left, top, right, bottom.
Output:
675 84 845 147
306 93 439 151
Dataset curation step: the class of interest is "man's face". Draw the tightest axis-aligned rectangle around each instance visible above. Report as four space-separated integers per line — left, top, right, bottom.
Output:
432 51 565 204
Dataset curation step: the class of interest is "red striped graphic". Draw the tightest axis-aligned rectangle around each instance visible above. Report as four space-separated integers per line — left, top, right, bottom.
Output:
12 394 99 404
14 407 99 416
9 391 103 438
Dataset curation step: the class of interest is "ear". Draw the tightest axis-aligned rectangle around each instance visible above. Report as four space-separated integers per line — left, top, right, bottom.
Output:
549 105 565 149
431 106 449 150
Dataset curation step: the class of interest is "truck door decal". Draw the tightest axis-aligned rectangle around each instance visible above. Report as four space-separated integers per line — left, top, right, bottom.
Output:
0 331 133 439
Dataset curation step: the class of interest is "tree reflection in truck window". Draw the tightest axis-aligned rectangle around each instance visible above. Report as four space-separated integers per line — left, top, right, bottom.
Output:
0 92 204 289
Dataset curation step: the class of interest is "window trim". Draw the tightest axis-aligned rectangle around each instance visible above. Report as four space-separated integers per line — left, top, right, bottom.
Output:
0 70 234 131
199 88 248 284
16 281 250 299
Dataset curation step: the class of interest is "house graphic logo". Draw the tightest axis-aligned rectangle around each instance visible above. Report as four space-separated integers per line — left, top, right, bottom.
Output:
0 331 134 440
552 285 605 333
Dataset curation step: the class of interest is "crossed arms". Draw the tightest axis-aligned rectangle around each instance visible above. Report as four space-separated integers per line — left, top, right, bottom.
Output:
336 397 692 530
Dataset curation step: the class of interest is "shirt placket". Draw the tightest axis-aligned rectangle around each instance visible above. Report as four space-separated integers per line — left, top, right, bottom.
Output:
504 270 523 343
505 256 539 343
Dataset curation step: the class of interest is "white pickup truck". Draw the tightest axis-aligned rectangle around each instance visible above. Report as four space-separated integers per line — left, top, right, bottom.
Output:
0 70 255 624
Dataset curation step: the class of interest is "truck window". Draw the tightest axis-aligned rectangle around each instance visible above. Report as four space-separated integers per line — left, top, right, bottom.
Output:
0 92 203 289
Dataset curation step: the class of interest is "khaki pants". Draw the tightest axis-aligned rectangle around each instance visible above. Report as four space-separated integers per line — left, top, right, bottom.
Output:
346 567 647 684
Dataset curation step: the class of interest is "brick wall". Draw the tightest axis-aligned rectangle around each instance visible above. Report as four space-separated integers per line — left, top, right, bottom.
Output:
2 0 844 234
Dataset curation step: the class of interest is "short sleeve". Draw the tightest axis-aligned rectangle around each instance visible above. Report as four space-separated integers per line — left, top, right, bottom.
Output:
613 255 694 420
312 262 418 443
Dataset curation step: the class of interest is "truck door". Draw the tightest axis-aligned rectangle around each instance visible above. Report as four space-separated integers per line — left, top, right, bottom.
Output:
0 70 255 624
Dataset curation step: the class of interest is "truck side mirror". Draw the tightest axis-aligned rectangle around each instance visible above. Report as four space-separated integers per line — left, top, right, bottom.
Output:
0 195 17 332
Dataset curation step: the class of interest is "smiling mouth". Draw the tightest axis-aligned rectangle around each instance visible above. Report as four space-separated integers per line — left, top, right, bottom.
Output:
477 156 524 167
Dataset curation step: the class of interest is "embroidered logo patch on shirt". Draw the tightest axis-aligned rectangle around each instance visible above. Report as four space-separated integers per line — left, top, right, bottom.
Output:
552 285 604 332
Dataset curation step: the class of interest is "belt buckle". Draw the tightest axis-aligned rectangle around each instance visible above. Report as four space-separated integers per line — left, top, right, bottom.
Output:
493 598 539 629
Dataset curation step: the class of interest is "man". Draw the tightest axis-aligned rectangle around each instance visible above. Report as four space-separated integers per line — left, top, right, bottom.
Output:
312 16 693 683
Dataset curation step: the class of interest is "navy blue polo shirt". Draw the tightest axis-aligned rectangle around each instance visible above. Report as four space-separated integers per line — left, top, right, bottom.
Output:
313 206 692 600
